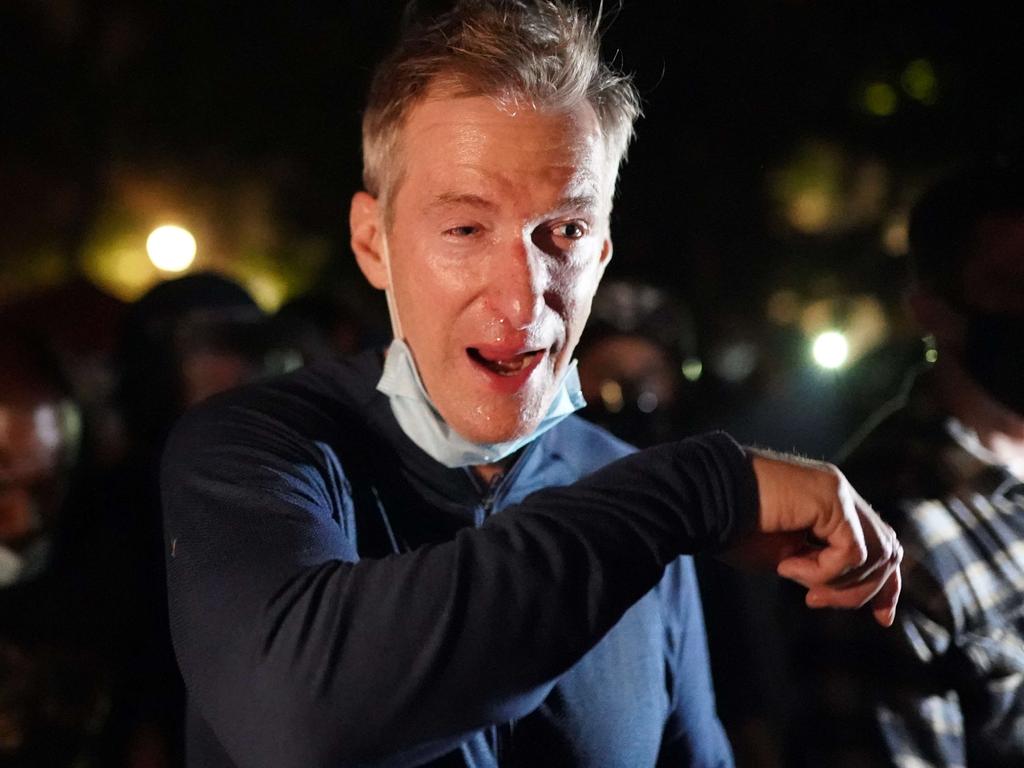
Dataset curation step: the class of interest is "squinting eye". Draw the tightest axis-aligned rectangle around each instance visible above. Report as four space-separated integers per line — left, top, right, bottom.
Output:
554 222 588 240
445 225 478 237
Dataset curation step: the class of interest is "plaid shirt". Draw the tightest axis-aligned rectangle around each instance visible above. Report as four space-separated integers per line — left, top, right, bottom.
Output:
805 372 1024 768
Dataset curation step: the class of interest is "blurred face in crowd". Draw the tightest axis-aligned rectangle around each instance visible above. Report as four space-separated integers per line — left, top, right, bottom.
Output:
0 396 74 584
352 89 614 444
917 211 1024 419
961 213 1024 315
179 349 259 408
956 212 1024 417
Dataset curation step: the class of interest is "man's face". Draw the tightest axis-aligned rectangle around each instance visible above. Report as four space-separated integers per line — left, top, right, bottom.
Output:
0 401 69 549
364 93 614 444
959 212 1024 417
962 213 1024 314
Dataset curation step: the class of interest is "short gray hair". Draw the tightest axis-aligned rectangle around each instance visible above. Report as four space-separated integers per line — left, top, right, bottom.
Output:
361 0 641 213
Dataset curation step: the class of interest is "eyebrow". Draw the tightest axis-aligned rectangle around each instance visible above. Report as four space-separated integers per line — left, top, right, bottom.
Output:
555 194 600 213
425 192 601 215
426 193 500 213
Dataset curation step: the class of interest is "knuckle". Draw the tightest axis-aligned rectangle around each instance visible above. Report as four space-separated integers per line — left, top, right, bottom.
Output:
822 463 844 493
878 535 894 562
853 537 869 567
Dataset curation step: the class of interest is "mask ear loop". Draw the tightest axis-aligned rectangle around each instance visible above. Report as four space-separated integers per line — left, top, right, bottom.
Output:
380 232 404 341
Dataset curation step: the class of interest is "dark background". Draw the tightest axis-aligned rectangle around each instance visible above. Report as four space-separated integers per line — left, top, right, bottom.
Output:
5 0 1023 455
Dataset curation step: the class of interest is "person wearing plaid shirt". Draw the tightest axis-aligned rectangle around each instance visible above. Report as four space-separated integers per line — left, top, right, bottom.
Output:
804 160 1024 767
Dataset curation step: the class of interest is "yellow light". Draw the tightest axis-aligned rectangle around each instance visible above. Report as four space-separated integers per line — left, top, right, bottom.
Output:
245 273 288 312
788 189 833 234
147 225 197 272
901 59 938 104
812 330 850 370
862 82 898 117
599 380 624 413
883 216 910 256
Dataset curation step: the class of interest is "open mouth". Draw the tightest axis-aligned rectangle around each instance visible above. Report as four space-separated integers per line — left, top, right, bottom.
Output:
467 347 544 376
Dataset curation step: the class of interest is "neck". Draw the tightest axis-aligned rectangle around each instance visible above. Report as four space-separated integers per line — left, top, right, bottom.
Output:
935 356 1024 477
471 455 516 485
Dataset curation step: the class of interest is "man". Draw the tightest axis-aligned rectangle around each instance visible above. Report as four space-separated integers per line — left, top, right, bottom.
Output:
161 3 901 766
0 335 113 764
817 160 1024 767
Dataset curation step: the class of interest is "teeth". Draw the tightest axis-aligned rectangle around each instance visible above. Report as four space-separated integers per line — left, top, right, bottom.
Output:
472 349 539 375
492 357 528 374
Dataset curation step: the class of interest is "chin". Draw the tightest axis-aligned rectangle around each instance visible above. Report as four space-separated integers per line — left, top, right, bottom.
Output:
449 409 537 446
459 421 529 446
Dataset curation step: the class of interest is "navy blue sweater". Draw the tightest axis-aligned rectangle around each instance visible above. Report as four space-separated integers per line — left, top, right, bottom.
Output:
161 350 758 767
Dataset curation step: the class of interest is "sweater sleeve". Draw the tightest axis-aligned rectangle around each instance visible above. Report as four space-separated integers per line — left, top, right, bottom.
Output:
161 403 757 768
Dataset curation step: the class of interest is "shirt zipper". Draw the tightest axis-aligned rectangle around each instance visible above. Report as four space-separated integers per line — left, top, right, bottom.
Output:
481 472 504 516
465 444 539 763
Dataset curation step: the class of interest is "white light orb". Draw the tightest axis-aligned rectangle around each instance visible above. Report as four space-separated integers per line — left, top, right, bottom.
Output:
812 330 850 370
147 225 197 272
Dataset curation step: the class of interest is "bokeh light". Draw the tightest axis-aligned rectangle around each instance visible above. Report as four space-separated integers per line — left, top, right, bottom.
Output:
812 330 850 370
882 214 910 256
637 391 658 413
244 271 288 312
901 59 939 104
681 357 704 382
711 341 759 383
146 225 197 272
599 380 624 413
862 82 898 116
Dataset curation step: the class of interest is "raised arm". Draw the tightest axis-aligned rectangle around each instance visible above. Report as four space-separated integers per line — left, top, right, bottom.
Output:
163 406 901 768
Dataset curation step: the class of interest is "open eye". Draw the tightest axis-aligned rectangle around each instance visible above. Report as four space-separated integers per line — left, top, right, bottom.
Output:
553 221 588 240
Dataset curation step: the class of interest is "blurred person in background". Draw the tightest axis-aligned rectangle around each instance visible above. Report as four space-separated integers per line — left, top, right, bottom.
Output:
270 290 364 365
268 282 392 368
116 272 271 456
0 333 114 765
801 159 1024 767
97 271 278 766
0 279 126 469
575 279 695 448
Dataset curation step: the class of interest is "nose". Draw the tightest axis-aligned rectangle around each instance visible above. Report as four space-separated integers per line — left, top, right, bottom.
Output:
486 234 546 330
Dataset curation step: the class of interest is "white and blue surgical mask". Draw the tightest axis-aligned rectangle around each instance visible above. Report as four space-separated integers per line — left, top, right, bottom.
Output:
373 234 585 468
377 338 585 467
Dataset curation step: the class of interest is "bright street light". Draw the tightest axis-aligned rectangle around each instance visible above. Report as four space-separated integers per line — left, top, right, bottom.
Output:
812 330 850 370
147 225 197 272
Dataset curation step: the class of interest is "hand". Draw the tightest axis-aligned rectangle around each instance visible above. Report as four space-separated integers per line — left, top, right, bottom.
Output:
723 450 903 627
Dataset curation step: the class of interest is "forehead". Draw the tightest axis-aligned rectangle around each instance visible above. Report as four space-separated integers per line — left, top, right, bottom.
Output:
393 91 611 212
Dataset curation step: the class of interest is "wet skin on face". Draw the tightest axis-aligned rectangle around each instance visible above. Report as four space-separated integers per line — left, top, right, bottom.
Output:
360 92 615 445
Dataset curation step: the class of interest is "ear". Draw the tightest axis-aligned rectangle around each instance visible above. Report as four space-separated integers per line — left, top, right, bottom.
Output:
596 236 613 279
906 287 964 348
350 191 388 290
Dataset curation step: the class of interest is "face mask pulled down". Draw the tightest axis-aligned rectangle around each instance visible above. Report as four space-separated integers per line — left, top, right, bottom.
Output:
373 234 586 468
